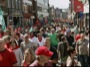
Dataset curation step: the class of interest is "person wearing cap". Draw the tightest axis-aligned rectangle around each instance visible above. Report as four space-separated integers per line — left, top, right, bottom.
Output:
30 46 53 67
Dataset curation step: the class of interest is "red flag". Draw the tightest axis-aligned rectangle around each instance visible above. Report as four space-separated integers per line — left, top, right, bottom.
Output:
74 0 84 12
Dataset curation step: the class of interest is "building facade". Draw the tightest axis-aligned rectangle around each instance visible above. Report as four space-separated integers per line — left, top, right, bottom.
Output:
37 0 49 19
0 0 8 26
69 0 89 30
55 8 62 19
0 0 23 27
23 0 33 26
49 6 55 20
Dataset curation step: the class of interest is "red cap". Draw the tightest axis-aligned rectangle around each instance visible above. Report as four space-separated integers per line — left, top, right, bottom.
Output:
75 34 81 41
36 46 53 57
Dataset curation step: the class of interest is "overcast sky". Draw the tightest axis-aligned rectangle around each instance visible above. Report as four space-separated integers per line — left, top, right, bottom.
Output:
49 0 70 9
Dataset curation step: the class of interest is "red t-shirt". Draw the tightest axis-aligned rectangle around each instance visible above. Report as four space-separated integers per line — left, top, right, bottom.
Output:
0 49 17 66
4 43 11 50
22 61 30 67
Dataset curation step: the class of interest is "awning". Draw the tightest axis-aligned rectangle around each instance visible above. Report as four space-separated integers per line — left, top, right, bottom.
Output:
23 13 31 19
83 4 89 14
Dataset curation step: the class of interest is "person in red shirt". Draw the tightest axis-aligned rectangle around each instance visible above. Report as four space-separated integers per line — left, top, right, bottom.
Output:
30 46 53 67
0 38 17 66
3 35 11 49
9 40 23 66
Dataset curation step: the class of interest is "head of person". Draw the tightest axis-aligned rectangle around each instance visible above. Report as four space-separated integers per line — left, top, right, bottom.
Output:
24 34 29 42
66 29 71 36
37 33 42 38
10 40 18 49
36 46 53 64
51 28 55 34
80 33 85 40
3 35 11 44
24 48 35 63
14 32 20 40
44 37 51 49
0 38 5 51
4 29 11 36
67 47 76 57
61 36 67 42
29 31 34 37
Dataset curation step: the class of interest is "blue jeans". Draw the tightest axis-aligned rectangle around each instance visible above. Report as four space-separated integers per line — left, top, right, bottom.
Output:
78 55 88 66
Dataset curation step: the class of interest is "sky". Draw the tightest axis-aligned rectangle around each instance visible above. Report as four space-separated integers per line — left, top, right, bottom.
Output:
49 0 70 9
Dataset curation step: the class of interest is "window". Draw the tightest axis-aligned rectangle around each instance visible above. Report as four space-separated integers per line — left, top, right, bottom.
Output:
18 0 21 9
12 0 15 8
37 6 42 12
7 0 12 8
23 5 28 13
15 0 18 9
17 0 22 10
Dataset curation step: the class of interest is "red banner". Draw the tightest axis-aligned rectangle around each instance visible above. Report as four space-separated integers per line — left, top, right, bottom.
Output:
74 0 84 12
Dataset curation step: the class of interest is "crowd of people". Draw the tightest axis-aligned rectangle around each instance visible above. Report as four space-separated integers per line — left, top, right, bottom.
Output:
0 21 89 67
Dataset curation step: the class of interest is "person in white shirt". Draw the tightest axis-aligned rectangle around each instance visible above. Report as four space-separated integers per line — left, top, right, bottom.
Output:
66 47 78 67
29 31 38 45
20 34 37 55
37 33 45 46
10 40 23 66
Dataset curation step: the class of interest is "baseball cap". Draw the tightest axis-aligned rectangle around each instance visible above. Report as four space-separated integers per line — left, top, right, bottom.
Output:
36 46 53 57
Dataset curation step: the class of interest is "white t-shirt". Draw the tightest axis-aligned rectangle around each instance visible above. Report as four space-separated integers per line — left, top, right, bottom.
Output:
66 57 73 66
13 48 23 66
29 37 38 44
37 37 45 46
